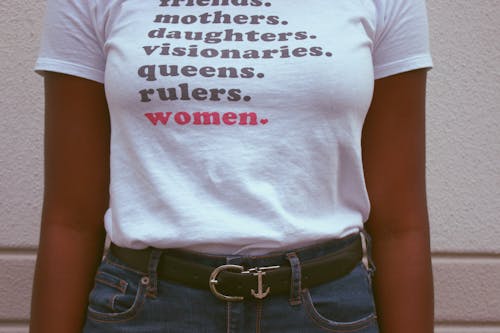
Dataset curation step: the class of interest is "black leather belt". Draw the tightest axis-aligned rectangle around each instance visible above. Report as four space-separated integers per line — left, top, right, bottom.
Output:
109 234 364 301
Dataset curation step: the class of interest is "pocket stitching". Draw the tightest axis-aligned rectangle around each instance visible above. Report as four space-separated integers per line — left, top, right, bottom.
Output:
95 275 128 294
302 288 377 332
87 277 147 323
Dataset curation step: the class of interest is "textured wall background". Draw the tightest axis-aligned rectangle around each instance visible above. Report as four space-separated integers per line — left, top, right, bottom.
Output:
426 1 500 331
0 1 499 332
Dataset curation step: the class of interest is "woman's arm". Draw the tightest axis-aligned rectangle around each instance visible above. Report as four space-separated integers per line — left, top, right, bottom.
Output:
362 69 434 332
30 73 110 332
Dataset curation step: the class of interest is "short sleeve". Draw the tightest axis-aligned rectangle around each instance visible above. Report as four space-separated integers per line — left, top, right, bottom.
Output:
34 0 105 83
373 0 433 79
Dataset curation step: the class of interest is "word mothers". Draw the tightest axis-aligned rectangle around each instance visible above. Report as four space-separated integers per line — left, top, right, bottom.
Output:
153 11 282 25
159 0 270 7
145 111 268 126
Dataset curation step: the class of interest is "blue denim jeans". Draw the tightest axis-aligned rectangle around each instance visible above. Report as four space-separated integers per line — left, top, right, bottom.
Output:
83 233 379 332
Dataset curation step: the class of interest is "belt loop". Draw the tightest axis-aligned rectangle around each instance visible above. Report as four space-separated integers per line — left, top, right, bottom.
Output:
286 252 302 306
146 248 162 298
360 229 376 276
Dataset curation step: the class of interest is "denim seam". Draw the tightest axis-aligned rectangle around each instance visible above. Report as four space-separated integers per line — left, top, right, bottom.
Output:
255 300 263 333
301 288 377 332
87 281 147 323
110 294 120 312
147 250 162 298
94 276 128 294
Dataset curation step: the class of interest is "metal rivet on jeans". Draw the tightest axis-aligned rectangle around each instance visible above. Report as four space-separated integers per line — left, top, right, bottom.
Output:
141 276 150 285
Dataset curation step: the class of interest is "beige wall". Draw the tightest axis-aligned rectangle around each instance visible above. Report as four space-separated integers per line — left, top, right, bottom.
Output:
427 1 500 331
1 1 499 332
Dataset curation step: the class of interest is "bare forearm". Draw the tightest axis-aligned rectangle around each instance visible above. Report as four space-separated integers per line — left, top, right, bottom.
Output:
30 222 106 333
369 224 434 333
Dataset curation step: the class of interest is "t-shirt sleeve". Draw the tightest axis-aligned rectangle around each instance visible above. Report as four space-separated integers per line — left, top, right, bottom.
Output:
373 0 433 79
34 0 105 83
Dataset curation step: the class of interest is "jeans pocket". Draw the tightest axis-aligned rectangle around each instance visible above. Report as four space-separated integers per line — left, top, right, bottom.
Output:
302 263 378 332
86 260 148 323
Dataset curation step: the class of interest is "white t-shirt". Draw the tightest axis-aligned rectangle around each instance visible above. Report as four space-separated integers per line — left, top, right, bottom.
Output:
36 0 433 255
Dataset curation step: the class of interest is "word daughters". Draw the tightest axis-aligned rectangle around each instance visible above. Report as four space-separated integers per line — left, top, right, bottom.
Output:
148 28 311 44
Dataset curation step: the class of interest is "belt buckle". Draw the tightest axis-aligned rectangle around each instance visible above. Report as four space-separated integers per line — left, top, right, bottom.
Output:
242 265 280 300
209 264 280 301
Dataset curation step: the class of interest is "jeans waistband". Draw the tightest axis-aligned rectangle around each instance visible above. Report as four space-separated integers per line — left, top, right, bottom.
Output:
107 230 374 301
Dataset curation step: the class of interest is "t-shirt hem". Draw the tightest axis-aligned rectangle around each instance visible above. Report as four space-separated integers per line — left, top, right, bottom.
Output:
34 58 105 84
374 54 433 80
